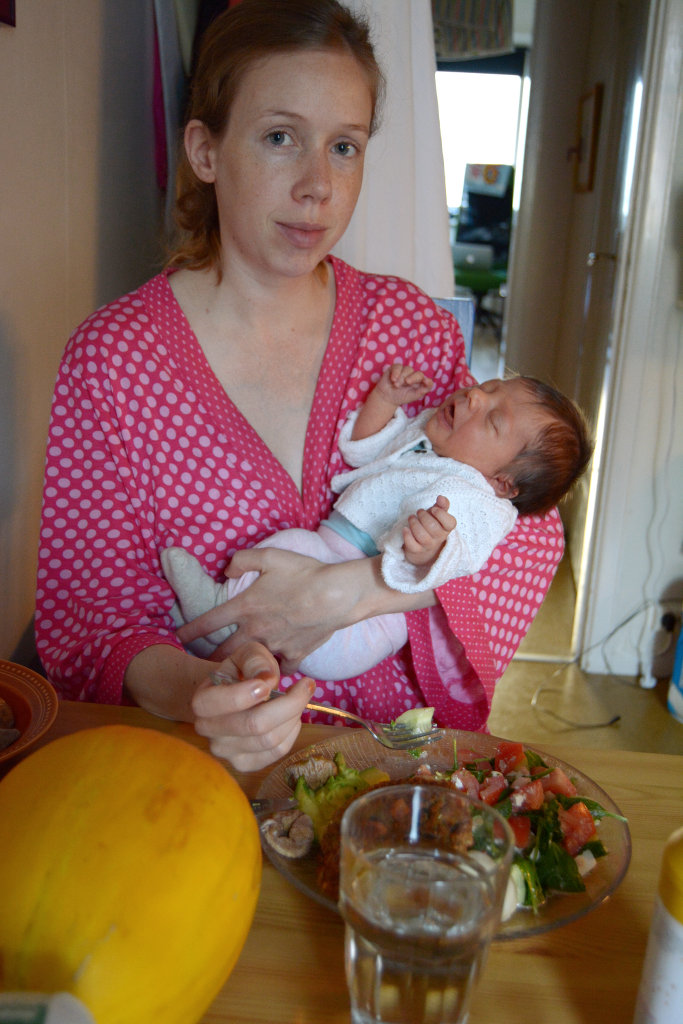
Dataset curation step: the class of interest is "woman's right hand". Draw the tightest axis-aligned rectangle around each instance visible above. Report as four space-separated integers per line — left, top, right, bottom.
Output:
191 643 315 771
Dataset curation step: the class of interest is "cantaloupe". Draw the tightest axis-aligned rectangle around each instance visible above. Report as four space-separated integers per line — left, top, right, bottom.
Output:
0 725 261 1024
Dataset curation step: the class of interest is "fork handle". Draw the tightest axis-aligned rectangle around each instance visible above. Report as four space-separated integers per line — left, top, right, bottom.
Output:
267 690 363 727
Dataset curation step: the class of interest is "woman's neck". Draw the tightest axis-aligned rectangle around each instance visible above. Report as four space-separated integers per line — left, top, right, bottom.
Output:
177 258 332 330
169 260 336 491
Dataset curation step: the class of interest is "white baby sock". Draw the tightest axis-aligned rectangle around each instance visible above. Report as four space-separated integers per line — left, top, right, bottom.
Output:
161 546 237 651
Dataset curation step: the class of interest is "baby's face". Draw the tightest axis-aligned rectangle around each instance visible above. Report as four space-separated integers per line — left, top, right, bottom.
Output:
424 379 553 496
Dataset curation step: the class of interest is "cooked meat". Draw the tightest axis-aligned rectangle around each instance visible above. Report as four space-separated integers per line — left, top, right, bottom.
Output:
285 755 337 790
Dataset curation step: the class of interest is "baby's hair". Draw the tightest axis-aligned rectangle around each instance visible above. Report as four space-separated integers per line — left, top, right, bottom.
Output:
505 377 593 516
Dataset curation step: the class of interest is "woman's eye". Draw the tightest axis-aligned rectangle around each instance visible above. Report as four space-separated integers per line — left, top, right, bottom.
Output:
266 130 292 147
333 141 358 157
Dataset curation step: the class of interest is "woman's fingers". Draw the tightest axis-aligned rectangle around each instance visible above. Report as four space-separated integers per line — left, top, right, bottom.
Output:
209 718 303 773
192 659 314 771
229 640 280 686
179 547 345 665
192 643 279 716
176 547 306 644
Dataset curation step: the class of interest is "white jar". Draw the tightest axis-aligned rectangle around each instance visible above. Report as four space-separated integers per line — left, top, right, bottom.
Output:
633 826 683 1023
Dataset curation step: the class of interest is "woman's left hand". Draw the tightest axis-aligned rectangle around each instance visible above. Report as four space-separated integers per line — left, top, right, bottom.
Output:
178 548 344 672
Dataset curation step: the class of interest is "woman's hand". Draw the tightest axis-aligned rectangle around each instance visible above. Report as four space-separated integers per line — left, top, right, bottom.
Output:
178 548 345 672
192 643 315 771
176 547 437 674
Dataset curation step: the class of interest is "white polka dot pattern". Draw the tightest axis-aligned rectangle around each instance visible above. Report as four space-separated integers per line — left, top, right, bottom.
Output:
35 257 563 724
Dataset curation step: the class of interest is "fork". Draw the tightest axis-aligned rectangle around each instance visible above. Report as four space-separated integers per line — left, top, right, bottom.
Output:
210 671 444 750
269 690 445 750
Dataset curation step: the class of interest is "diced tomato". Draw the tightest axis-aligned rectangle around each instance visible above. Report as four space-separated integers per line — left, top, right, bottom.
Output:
509 778 545 812
508 814 532 849
558 801 597 856
495 740 526 775
479 771 507 805
450 768 480 800
539 767 578 797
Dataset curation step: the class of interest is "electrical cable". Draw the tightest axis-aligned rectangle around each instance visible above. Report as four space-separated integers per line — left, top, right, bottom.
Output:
531 683 621 729
529 600 662 729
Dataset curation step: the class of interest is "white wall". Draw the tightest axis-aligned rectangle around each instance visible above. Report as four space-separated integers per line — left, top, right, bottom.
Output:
0 1 162 657
581 0 683 679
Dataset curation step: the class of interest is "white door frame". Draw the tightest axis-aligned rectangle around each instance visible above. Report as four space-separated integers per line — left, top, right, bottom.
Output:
577 0 683 680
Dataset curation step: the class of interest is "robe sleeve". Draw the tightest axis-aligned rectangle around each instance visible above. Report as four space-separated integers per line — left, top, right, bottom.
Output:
36 336 183 704
406 508 564 730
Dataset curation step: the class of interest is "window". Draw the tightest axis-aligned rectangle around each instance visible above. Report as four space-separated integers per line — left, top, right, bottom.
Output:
435 70 526 211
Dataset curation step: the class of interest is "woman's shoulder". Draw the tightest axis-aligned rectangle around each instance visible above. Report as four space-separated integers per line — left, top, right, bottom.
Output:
330 255 436 309
60 272 177 376
67 272 173 346
330 256 462 337
329 257 469 399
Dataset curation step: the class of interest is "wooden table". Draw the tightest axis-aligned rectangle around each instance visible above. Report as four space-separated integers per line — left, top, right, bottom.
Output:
5 701 681 1024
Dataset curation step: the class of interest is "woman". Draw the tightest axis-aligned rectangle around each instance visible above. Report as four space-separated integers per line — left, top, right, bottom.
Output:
36 0 564 770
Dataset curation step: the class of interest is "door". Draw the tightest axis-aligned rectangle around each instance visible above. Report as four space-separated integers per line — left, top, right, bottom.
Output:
503 0 651 657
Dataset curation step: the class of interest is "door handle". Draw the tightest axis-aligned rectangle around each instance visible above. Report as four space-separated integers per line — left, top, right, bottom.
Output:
587 251 617 267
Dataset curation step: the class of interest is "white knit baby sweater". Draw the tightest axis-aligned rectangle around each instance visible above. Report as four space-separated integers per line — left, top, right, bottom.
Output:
331 406 517 593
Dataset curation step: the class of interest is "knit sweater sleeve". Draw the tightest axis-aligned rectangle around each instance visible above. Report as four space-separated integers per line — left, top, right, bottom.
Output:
378 474 518 592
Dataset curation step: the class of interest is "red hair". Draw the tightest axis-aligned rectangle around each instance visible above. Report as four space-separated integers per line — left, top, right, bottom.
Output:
167 0 383 278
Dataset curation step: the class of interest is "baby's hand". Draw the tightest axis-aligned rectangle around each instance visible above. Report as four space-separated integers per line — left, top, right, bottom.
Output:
402 495 457 567
375 364 435 407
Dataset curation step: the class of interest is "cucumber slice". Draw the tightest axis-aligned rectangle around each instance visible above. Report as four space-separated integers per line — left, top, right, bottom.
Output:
393 707 435 735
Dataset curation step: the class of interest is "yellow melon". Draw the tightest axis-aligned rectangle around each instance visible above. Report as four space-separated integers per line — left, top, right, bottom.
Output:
0 725 261 1024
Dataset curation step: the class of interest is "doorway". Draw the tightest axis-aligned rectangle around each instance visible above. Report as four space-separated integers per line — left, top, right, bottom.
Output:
504 0 651 663
436 1 653 664
436 47 528 377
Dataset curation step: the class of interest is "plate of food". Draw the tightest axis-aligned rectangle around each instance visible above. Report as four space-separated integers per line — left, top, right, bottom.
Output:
255 728 631 940
0 661 58 764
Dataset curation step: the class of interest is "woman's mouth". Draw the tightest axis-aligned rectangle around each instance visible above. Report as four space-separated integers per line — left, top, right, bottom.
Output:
277 221 328 249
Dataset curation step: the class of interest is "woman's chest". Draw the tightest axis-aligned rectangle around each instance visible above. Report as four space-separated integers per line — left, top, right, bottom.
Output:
209 335 324 490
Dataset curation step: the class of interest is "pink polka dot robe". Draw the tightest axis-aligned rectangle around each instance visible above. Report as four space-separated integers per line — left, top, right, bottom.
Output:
36 257 564 729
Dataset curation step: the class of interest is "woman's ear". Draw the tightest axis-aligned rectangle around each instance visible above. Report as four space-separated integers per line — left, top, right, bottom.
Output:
489 472 519 501
184 119 217 184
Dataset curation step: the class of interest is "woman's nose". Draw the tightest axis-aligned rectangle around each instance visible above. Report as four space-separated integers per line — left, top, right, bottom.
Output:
294 149 332 203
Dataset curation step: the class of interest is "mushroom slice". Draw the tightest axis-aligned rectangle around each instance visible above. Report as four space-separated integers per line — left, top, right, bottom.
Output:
260 808 315 859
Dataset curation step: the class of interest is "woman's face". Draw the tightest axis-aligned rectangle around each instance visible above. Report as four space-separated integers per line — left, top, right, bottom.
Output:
194 48 373 282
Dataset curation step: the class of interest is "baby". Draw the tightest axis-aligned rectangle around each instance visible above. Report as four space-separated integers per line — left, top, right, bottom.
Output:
162 365 592 679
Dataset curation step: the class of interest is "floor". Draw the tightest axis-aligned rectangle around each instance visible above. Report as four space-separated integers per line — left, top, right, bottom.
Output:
470 320 683 756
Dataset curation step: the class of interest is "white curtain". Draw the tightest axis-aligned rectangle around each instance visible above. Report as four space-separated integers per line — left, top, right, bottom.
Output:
332 0 455 297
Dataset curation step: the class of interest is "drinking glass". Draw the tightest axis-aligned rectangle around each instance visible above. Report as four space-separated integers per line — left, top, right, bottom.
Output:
338 784 513 1024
